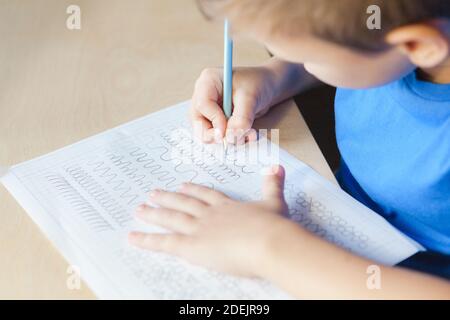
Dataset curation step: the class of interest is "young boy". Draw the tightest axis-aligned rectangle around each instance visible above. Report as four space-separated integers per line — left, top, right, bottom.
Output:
129 0 450 298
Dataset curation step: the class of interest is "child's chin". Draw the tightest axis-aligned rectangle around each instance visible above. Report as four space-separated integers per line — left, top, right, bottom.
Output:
305 63 388 89
304 63 345 87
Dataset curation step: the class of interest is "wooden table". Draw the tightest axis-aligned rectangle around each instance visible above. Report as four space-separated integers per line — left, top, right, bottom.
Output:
0 0 334 299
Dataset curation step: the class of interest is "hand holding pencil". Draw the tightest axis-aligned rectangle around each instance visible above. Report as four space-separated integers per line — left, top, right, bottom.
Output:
190 20 274 145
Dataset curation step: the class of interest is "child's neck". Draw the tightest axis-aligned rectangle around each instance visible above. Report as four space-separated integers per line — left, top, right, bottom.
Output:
419 57 450 84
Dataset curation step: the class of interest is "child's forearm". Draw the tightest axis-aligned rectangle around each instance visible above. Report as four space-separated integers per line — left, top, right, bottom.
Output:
261 222 450 299
262 57 320 109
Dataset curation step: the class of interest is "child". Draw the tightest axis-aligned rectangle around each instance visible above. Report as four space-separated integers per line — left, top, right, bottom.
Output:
129 0 450 298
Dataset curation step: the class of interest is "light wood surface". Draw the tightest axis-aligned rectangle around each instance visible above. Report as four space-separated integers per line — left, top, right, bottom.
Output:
0 0 334 299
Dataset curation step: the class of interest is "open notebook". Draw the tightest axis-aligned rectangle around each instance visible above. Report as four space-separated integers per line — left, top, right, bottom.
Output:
1 101 423 299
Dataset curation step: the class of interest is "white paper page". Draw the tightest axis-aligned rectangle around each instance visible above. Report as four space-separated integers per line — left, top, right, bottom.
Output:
1 101 423 299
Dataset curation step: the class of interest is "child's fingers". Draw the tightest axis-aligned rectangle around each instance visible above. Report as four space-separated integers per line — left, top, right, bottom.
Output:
226 116 256 144
179 183 229 205
261 165 286 203
226 91 257 144
128 232 187 256
191 111 224 143
244 128 258 143
190 100 226 143
192 69 227 139
189 107 215 143
193 99 227 139
135 205 198 234
149 190 207 217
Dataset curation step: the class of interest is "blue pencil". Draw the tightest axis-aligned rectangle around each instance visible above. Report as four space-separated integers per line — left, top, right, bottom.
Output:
223 19 233 119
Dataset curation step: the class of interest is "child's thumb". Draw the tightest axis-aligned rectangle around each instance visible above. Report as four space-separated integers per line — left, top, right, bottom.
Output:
261 165 286 202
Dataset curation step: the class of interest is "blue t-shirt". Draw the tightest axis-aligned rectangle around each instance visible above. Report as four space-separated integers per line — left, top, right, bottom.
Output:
335 71 450 260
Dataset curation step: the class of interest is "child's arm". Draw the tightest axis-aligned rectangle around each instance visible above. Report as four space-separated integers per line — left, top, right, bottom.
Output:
261 220 450 299
191 57 319 143
129 166 450 299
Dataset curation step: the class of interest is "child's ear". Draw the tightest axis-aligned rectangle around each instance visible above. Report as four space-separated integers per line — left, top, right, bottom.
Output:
386 21 449 68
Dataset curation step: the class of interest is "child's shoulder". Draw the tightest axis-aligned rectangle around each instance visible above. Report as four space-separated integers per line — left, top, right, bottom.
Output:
336 70 450 123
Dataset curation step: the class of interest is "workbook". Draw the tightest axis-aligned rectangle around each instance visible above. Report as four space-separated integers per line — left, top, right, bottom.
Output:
1 101 423 299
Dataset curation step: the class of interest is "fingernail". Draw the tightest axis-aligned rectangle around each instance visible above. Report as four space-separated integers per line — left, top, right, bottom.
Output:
272 165 280 175
260 166 279 176
149 189 160 198
145 200 158 208
128 231 137 239
128 232 140 243
179 183 189 191
273 165 284 177
136 204 146 212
